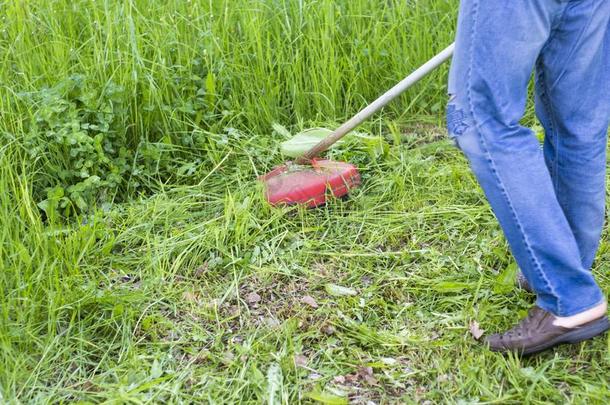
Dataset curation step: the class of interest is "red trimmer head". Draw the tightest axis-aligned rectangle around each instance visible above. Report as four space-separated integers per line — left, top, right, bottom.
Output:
259 44 455 208
260 160 360 208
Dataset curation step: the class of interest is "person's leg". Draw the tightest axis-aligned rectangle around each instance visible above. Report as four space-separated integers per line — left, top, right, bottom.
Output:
535 0 610 271
447 0 605 317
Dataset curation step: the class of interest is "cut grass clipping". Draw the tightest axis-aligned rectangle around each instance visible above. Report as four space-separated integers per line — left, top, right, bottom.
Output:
1 0 609 403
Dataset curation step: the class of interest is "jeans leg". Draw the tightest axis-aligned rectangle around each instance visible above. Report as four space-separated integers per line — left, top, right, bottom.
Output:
535 0 610 270
447 0 604 316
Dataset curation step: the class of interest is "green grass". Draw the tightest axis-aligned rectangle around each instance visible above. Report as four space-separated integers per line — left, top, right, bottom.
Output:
1 0 609 403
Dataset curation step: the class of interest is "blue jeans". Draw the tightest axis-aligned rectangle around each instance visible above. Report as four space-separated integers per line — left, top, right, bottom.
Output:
447 0 610 316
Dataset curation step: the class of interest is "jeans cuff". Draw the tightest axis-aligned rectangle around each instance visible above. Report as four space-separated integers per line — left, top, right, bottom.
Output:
537 294 606 317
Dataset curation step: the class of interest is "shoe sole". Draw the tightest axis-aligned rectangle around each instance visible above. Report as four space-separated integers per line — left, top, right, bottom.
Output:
520 316 610 356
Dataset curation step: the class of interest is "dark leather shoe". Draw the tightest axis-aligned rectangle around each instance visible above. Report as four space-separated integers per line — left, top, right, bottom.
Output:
516 271 533 293
485 306 610 355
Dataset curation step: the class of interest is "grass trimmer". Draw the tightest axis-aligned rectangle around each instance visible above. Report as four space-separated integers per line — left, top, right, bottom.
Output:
261 43 455 208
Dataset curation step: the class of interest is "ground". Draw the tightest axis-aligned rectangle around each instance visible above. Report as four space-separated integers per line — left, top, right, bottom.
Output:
4 127 609 403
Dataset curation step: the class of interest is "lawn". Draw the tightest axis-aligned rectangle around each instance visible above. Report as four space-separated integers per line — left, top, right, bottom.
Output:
1 0 609 403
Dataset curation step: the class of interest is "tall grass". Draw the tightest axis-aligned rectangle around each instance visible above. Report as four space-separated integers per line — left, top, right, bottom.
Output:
2 0 455 134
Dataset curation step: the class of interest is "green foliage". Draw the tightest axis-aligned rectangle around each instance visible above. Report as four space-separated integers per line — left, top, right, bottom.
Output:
494 262 520 294
23 75 131 214
20 68 230 216
1 0 607 403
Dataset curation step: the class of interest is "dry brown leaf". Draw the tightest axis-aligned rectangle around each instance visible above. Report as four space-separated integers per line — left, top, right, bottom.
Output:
182 291 199 303
308 372 322 380
80 380 98 392
344 373 358 383
363 374 378 386
437 373 450 383
357 366 378 385
469 321 485 340
294 354 308 367
222 352 235 365
194 262 209 278
264 317 280 327
245 292 261 304
301 295 319 308
332 375 346 384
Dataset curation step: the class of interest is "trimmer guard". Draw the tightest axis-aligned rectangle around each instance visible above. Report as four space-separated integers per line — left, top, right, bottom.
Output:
261 160 361 208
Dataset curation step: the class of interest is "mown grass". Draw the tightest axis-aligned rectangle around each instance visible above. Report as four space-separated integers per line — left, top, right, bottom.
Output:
1 0 609 403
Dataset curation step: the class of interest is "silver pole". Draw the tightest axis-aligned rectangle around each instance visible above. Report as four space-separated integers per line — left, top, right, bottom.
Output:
296 43 455 164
